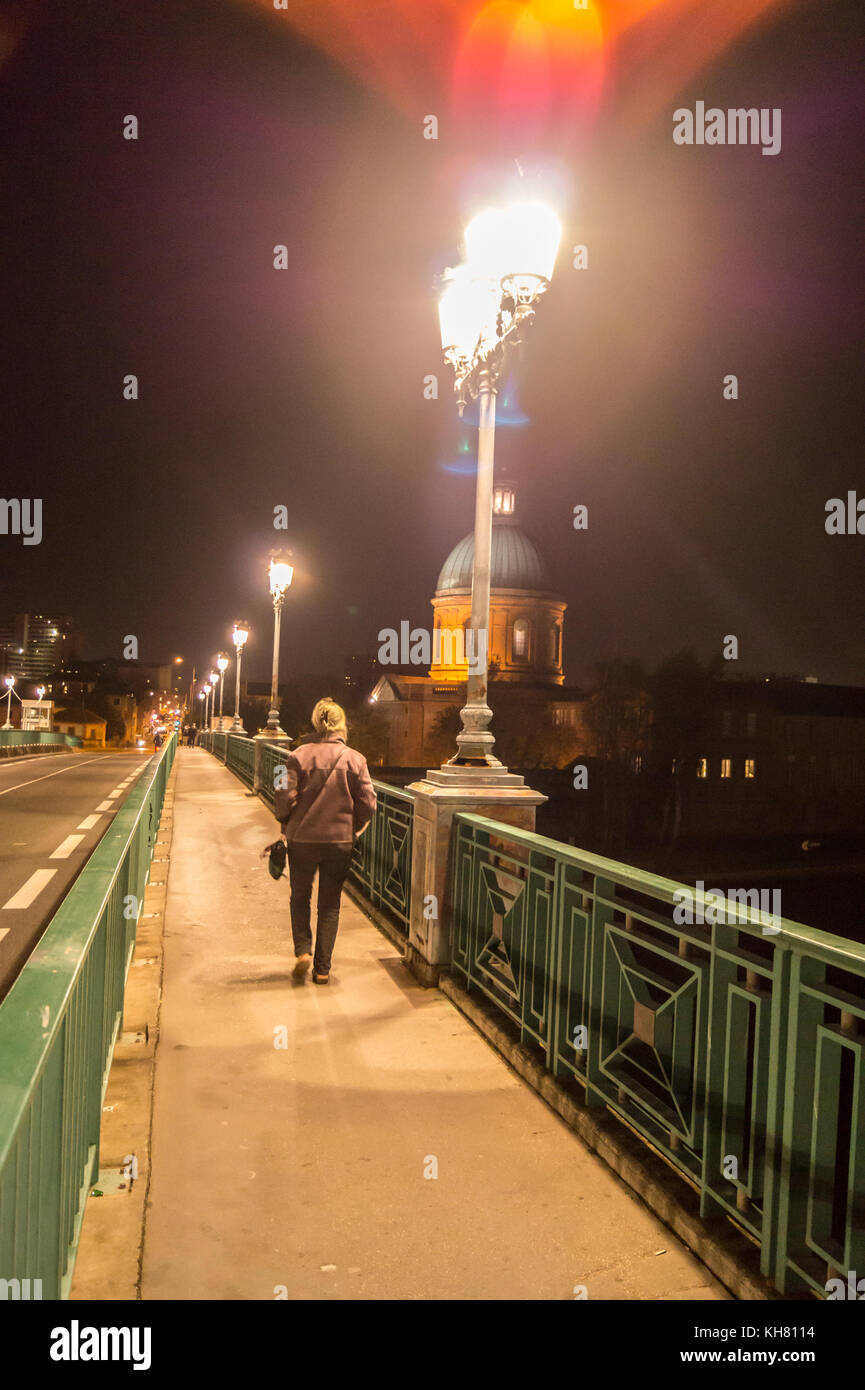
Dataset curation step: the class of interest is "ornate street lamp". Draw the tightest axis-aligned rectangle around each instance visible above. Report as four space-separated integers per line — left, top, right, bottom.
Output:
438 199 561 775
2 675 15 730
215 652 230 731
206 673 218 729
230 622 249 733
264 551 293 739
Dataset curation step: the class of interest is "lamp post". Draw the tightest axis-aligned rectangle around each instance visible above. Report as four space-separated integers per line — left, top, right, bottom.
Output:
2 676 14 730
198 688 207 732
230 622 249 733
215 652 229 732
208 675 219 730
437 199 561 777
264 552 293 739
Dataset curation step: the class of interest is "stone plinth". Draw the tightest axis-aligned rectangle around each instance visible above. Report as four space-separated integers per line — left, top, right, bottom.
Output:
405 767 546 987
252 734 292 795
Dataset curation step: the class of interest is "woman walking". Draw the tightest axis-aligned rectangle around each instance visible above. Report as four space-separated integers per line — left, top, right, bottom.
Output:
273 697 376 984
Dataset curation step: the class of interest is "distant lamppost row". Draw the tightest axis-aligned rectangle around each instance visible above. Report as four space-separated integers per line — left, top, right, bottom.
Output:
438 199 561 775
265 552 293 739
198 688 207 729
230 622 249 734
215 652 229 732
2 675 14 730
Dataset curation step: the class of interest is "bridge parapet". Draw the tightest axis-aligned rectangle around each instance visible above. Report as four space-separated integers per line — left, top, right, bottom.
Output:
198 737 865 1299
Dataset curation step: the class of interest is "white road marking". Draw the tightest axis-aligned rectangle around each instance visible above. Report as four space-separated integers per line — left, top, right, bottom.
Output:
0 755 111 798
95 800 114 812
77 814 102 830
3 869 58 910
50 834 85 860
106 790 122 800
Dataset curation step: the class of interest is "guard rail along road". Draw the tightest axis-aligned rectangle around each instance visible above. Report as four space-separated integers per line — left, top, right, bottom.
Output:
0 734 176 1298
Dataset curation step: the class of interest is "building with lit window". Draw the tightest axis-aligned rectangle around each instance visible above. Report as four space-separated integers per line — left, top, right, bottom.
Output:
0 614 76 685
682 677 865 838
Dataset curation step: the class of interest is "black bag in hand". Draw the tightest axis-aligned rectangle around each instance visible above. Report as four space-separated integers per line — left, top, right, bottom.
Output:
263 838 287 880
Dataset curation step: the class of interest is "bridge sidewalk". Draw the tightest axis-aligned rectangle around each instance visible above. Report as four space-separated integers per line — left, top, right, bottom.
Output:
139 747 728 1301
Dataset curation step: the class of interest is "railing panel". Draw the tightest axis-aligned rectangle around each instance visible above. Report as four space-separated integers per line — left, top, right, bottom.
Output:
226 735 255 787
362 784 413 932
449 812 865 1298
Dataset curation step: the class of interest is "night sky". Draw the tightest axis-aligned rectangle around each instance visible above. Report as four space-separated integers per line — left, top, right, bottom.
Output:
1 0 864 689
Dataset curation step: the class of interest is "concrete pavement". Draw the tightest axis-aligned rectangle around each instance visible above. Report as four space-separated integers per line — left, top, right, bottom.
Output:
133 747 728 1301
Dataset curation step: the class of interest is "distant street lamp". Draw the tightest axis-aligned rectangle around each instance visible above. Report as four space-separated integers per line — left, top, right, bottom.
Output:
198 688 207 730
208 673 219 729
264 551 293 739
438 198 561 775
215 652 229 732
2 675 15 730
230 622 249 734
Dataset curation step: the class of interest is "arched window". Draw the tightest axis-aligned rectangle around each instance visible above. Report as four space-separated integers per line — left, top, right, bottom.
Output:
548 624 560 665
513 618 530 660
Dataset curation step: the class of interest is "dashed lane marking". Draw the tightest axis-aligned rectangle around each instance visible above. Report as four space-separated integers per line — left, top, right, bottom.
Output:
50 834 85 860
3 868 58 910
77 814 102 830
95 801 114 812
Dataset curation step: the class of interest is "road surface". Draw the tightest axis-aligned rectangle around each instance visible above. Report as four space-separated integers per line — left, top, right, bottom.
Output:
0 750 152 1000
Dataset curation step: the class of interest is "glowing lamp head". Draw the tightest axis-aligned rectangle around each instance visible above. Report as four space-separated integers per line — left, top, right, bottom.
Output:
465 200 561 296
36 685 45 699
438 264 499 362
232 622 249 651
269 554 294 599
216 653 229 674
4 676 15 689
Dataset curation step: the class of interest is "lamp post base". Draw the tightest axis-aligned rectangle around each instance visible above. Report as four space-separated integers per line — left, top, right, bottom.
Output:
427 762 527 789
229 717 246 735
258 713 290 741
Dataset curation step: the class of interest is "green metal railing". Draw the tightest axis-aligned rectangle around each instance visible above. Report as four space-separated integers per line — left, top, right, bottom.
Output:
450 813 865 1298
0 733 78 759
0 735 176 1299
226 734 255 786
349 783 413 934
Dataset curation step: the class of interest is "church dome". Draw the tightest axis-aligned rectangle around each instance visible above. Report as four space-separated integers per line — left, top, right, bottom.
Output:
435 526 553 594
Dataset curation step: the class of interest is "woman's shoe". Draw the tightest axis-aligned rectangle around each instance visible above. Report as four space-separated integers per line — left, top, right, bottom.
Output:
312 971 330 985
293 953 312 979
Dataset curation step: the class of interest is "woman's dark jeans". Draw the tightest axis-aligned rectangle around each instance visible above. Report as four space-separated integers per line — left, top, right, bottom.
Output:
286 841 354 974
